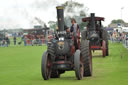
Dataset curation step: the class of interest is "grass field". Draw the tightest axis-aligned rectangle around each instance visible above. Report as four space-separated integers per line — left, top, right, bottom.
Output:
0 42 128 85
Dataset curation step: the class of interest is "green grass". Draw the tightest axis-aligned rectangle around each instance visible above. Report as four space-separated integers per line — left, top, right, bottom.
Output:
0 42 128 85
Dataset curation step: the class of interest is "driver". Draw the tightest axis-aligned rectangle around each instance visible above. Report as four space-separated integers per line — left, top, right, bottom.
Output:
70 18 80 34
70 18 80 49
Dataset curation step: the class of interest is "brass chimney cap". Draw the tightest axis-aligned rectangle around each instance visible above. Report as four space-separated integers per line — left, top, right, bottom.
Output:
56 6 64 9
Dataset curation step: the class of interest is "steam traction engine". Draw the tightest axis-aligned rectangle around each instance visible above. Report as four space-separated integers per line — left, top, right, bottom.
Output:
81 13 109 57
41 6 92 80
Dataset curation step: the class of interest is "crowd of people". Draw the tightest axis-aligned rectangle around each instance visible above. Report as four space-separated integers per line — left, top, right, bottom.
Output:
0 37 10 47
109 30 128 44
0 18 80 47
22 34 50 46
0 34 53 47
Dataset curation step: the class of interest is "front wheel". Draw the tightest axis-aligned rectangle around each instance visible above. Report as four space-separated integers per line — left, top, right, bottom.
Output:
80 40 92 77
41 51 52 80
74 50 84 80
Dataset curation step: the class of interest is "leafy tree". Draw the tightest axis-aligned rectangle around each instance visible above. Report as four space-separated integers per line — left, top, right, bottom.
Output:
62 1 84 13
111 19 125 24
48 21 57 31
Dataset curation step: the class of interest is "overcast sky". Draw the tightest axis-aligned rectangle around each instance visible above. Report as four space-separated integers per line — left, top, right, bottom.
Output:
0 0 128 29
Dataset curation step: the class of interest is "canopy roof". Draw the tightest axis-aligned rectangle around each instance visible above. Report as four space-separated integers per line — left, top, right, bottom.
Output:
82 17 104 22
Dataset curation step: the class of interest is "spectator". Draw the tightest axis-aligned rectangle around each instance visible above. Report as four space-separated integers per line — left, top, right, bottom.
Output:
13 37 16 45
110 33 113 43
1 39 6 47
112 32 116 42
5 37 9 47
39 37 42 46
24 36 27 46
29 38 32 46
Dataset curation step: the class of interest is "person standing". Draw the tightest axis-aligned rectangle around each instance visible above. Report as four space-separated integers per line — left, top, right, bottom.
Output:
110 33 113 43
70 18 80 35
39 36 42 46
24 36 27 46
5 37 9 47
70 18 80 49
13 37 16 45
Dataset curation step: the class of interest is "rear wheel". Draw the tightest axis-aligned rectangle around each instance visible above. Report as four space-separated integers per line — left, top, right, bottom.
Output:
80 40 92 77
102 29 109 56
106 40 109 56
74 50 84 80
41 51 52 80
102 40 106 57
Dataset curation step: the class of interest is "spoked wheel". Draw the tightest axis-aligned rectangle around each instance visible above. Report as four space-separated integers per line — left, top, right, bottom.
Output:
80 40 92 77
74 50 84 80
102 40 106 57
41 51 52 80
106 40 109 56
88 47 92 76
102 29 108 57
106 46 109 56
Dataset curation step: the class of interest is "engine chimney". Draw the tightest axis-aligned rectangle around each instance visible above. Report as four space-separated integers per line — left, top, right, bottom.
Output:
90 13 96 31
56 6 64 31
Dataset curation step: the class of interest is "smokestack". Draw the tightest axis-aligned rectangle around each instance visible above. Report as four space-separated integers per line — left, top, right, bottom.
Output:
56 6 64 31
90 13 95 31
